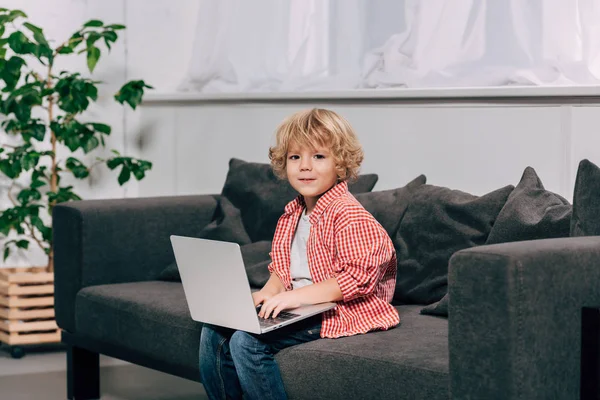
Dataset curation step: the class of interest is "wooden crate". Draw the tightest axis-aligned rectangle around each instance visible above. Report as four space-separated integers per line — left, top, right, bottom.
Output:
0 267 60 346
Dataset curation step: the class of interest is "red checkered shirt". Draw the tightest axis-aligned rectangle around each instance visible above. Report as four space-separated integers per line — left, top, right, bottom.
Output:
268 181 399 338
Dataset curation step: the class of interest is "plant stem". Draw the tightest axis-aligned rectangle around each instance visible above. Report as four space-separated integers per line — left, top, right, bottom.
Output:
47 62 56 272
6 181 48 259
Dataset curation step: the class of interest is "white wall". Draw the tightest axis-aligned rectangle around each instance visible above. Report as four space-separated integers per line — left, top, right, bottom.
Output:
137 92 600 204
0 0 198 267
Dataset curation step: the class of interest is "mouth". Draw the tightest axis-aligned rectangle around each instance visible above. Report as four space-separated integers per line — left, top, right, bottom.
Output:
298 178 316 183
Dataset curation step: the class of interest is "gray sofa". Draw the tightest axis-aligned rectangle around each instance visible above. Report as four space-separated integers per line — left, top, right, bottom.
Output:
53 159 600 400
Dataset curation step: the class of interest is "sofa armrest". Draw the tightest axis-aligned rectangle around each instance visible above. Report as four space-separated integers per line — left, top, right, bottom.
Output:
53 194 218 333
448 236 600 400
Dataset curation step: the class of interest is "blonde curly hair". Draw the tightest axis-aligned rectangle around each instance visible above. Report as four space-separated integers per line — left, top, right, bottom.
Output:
268 108 364 182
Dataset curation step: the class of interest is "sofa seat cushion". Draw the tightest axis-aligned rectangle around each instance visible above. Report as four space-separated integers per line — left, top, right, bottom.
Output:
277 305 449 400
75 281 202 373
76 283 448 399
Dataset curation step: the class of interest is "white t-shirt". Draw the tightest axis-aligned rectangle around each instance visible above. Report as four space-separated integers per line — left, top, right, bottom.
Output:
290 209 313 289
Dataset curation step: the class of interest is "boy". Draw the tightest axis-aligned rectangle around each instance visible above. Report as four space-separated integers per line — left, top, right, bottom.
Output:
199 108 399 400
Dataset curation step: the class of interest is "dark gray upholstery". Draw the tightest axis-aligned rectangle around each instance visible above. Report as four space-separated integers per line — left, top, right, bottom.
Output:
449 236 600 399
486 167 571 244
279 305 448 400
75 281 448 400
76 281 201 375
394 184 514 305
420 293 449 317
53 194 218 333
571 159 600 236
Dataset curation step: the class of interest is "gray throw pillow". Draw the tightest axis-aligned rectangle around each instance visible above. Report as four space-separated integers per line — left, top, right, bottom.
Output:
221 158 379 243
571 159 600 237
157 240 272 284
486 167 571 245
395 184 514 305
199 197 252 245
420 293 449 317
355 175 427 237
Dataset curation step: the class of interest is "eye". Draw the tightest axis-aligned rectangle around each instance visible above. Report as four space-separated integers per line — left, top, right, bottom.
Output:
314 154 325 159
288 155 299 160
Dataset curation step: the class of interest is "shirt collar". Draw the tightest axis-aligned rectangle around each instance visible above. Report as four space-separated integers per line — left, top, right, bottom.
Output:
284 181 349 224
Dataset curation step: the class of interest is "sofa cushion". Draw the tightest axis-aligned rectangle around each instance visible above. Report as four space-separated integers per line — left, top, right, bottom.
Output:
486 167 571 245
571 159 600 237
278 305 449 400
158 241 272 287
355 175 427 238
212 158 379 244
420 293 449 317
394 184 514 305
77 283 449 400
75 281 202 373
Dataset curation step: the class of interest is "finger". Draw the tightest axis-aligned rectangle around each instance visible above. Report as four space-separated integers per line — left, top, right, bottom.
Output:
262 300 276 319
258 299 270 319
272 303 285 319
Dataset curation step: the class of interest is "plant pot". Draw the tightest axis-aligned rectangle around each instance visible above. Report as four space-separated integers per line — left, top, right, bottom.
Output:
0 267 60 356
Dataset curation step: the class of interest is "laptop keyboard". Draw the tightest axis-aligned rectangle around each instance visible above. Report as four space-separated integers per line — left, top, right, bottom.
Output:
257 310 301 327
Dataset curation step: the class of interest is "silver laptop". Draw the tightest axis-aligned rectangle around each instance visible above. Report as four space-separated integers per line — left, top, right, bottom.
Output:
170 235 336 334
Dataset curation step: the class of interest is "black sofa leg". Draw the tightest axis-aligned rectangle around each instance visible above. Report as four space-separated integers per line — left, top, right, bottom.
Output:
67 344 100 400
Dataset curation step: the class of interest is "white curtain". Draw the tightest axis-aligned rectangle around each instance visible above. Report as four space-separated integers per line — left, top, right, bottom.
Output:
178 0 600 92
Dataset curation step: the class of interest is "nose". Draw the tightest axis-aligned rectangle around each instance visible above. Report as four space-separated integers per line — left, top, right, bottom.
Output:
299 157 312 171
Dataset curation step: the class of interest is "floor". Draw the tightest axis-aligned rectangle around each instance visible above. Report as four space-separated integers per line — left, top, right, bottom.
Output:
0 344 208 399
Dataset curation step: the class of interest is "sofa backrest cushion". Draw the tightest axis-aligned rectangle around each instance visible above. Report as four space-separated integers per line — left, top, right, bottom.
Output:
571 159 600 237
394 184 514 305
205 158 379 244
355 174 427 238
486 167 572 245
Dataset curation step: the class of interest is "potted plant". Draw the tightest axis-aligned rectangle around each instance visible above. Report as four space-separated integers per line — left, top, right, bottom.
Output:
0 8 153 356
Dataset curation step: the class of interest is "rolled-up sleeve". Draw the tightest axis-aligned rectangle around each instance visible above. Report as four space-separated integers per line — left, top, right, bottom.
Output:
334 220 394 302
267 250 292 291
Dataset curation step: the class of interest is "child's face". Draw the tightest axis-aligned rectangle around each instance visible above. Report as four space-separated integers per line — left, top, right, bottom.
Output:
286 142 339 207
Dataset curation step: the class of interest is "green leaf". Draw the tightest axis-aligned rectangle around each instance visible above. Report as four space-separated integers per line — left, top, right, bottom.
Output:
90 122 110 134
0 56 26 91
47 186 82 204
57 46 74 54
9 10 27 19
117 165 131 185
31 179 45 189
3 247 9 261
83 20 103 28
55 74 98 113
103 31 118 42
17 188 41 204
16 239 29 249
86 31 101 48
106 24 126 30
7 31 32 54
86 46 101 73
82 135 99 153
66 32 84 51
23 23 49 46
85 82 98 100
106 156 124 169
114 80 154 110
65 157 90 179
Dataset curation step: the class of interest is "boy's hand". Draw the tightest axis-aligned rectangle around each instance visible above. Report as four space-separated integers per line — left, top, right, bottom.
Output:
252 290 273 308
258 290 303 319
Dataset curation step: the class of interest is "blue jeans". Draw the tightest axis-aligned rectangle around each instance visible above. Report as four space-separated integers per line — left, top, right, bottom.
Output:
199 316 322 400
